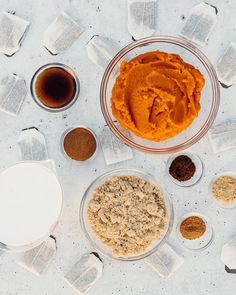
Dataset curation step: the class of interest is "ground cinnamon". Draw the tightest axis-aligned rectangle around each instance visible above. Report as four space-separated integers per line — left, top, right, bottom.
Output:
180 216 206 240
63 127 97 161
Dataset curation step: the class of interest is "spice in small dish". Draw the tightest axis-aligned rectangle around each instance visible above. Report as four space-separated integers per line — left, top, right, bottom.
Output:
212 175 236 204
167 153 203 187
180 216 206 240
177 213 213 251
169 155 196 182
62 127 97 162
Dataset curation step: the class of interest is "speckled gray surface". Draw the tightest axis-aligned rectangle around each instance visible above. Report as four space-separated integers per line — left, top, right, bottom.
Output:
0 0 236 294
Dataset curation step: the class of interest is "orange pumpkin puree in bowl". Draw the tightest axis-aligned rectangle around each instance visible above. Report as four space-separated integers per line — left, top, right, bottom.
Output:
111 51 205 142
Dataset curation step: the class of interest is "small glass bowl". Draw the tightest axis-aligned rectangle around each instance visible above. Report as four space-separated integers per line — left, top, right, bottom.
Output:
100 35 220 154
60 125 98 164
79 168 174 261
30 63 80 112
177 213 214 251
166 152 203 187
209 171 236 209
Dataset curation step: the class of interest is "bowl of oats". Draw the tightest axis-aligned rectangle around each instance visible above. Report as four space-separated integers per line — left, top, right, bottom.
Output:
79 169 173 261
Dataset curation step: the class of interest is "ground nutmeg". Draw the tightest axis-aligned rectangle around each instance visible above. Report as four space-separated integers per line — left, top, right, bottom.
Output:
180 216 206 240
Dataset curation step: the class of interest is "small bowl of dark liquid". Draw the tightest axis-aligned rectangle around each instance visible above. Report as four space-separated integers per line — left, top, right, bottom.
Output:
30 63 80 112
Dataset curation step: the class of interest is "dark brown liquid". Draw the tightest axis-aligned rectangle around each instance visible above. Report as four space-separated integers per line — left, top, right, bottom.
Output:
35 67 76 108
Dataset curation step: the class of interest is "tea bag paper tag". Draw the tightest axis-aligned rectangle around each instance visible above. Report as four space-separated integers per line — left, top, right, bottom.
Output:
216 42 236 87
221 235 236 271
18 127 48 161
0 74 27 116
208 119 236 153
100 125 133 165
128 0 158 40
64 253 103 294
43 12 83 55
0 11 30 56
180 2 217 47
18 236 57 276
145 243 184 279
86 35 119 70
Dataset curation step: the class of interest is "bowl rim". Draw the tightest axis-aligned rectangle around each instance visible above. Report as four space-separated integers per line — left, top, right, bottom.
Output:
100 35 220 154
79 168 174 261
30 62 80 113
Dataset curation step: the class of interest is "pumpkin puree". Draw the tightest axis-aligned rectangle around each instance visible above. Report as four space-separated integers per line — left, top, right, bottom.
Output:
111 50 205 141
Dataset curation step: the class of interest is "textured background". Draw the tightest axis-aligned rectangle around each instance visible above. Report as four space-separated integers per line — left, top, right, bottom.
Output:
0 0 236 294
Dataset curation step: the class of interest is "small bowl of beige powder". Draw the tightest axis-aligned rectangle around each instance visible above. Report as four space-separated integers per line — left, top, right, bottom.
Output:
210 172 236 209
79 169 173 261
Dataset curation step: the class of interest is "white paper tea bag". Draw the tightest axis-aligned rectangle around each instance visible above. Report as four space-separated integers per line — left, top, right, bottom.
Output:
145 243 184 279
86 35 118 70
18 236 57 276
180 2 217 47
18 127 48 161
128 0 157 40
43 12 83 55
100 125 133 165
0 11 30 56
0 74 27 116
208 119 236 153
221 235 236 271
64 253 103 294
216 42 236 87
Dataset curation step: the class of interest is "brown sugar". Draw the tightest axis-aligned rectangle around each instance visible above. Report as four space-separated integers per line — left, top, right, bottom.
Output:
180 216 206 240
63 127 97 161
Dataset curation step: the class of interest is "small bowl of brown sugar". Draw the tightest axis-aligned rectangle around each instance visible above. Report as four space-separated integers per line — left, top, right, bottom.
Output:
61 126 98 163
210 172 236 209
166 152 203 187
177 213 213 251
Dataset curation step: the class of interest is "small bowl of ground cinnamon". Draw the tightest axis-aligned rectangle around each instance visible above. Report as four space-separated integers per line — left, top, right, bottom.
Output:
61 126 98 163
177 213 213 251
166 152 203 187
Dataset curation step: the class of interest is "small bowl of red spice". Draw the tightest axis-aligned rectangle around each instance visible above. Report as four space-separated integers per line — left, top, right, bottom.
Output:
166 152 203 187
61 126 98 163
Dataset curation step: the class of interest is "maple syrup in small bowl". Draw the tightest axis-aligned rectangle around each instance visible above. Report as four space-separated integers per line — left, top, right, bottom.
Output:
31 63 80 112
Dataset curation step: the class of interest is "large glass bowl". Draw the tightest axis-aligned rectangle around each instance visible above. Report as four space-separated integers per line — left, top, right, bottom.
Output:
79 169 173 261
100 36 220 153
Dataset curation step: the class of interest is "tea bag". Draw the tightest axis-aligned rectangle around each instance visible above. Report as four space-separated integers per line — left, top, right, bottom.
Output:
145 243 184 279
221 235 236 272
0 10 30 56
86 35 118 70
100 124 133 165
208 119 236 153
43 12 83 55
18 236 57 276
216 42 236 87
0 74 27 116
180 2 217 47
18 127 48 161
64 253 103 294
128 0 157 40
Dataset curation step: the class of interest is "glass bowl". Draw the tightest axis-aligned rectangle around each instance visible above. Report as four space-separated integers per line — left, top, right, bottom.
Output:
100 36 220 154
79 168 174 261
30 63 80 112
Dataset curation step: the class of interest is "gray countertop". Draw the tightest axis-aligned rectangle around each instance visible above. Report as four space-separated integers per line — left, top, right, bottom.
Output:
0 0 236 294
